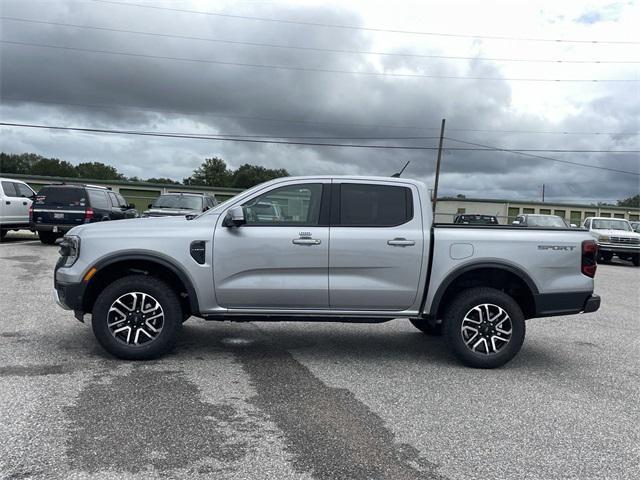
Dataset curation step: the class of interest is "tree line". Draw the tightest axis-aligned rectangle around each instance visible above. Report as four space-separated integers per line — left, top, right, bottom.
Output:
0 152 289 189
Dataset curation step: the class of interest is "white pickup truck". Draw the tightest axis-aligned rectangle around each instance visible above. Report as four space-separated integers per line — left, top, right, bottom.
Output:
0 177 36 241
53 176 600 368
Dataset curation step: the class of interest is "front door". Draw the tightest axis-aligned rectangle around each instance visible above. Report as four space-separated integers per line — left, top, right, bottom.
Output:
213 181 329 309
329 181 425 311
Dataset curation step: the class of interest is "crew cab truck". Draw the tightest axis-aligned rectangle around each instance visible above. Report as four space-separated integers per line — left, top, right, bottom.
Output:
53 176 600 368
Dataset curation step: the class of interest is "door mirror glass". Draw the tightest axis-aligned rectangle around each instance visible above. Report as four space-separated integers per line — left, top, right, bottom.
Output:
223 206 246 227
128 203 136 210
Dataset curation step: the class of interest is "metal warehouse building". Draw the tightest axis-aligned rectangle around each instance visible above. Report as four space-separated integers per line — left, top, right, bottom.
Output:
435 197 640 225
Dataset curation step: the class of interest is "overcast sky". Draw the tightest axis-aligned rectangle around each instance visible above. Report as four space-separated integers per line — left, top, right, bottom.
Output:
1 0 639 203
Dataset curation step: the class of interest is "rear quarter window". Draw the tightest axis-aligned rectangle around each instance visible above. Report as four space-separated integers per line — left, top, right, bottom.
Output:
35 187 87 207
87 189 111 210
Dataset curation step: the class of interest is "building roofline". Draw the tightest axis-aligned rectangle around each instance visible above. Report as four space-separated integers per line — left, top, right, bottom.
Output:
0 173 243 193
438 196 640 212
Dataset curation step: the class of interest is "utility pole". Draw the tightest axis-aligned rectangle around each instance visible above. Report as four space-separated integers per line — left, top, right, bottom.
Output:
432 118 446 214
542 184 545 203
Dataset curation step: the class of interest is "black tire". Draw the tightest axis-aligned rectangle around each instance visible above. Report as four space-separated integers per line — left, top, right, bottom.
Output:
39 232 58 245
0 229 6 241
409 318 443 336
599 251 613 262
443 287 526 369
633 254 640 267
91 275 182 360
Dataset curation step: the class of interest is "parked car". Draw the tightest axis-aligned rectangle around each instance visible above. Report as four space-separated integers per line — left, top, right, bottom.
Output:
142 193 217 217
53 176 600 368
453 214 499 225
512 214 570 228
0 178 36 241
32 184 138 244
583 217 640 265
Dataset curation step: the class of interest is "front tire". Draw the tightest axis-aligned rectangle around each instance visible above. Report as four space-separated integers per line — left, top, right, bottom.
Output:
633 254 640 267
92 275 182 360
599 251 613 262
443 287 525 369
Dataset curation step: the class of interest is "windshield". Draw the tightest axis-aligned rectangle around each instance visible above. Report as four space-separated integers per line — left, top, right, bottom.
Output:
527 215 567 227
152 195 203 210
592 219 632 231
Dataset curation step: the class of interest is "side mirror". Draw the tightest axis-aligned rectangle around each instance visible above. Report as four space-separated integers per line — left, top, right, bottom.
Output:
148 203 153 209
128 203 136 210
512 220 520 225
223 206 246 227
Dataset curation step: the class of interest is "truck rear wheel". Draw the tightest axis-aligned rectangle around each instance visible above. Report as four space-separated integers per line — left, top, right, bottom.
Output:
443 287 525 369
39 232 58 245
91 275 182 360
599 251 613 262
633 254 640 267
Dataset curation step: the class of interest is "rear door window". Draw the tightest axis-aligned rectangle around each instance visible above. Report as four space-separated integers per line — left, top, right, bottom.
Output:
88 189 110 210
1 181 17 197
338 184 412 227
35 187 86 207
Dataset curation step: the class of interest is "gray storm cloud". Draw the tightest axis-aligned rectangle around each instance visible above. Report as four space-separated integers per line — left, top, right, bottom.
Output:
0 0 638 203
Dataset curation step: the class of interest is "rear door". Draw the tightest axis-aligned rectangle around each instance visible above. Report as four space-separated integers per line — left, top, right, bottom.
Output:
87 189 111 220
13 182 35 223
213 180 330 309
108 192 126 219
329 180 424 310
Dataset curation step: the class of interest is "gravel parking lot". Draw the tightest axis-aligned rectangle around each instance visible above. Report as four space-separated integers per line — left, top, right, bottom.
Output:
1 235 638 480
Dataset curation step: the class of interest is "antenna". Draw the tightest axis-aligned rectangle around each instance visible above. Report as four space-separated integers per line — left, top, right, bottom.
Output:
392 160 410 177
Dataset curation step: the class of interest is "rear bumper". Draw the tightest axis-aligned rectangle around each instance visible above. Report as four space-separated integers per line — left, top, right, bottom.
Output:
534 292 600 317
34 224 77 233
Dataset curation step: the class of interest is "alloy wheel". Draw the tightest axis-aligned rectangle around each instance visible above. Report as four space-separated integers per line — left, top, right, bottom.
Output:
107 292 164 346
460 303 512 355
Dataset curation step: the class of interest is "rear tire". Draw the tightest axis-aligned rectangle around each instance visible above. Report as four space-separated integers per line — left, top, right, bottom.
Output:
633 254 640 267
443 287 525 369
409 318 443 336
0 229 6 241
39 232 58 245
92 275 182 360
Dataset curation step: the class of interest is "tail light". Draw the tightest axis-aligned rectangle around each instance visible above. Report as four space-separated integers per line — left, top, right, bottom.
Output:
28 204 33 223
582 240 598 278
84 208 94 222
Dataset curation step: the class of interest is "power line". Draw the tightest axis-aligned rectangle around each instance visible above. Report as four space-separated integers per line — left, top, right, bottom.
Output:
444 136 640 175
91 0 640 45
1 122 638 176
3 97 639 137
2 40 636 83
3 16 638 65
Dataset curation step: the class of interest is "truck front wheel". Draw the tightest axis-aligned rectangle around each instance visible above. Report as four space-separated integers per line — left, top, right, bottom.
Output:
91 275 182 360
443 287 525 369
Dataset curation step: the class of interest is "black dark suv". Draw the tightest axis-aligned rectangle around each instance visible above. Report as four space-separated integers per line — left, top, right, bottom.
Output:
31 184 138 244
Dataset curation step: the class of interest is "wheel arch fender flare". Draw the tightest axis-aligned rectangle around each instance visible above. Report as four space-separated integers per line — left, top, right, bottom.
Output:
89 250 201 315
426 261 539 318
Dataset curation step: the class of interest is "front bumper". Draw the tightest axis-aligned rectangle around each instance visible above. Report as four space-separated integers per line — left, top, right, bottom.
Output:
597 242 640 254
54 281 85 312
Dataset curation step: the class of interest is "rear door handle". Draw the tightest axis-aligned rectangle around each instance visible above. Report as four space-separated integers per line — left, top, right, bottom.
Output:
293 238 321 245
387 238 415 246
23 202 28 205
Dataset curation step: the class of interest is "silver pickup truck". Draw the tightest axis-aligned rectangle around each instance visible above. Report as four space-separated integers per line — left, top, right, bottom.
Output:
53 176 600 368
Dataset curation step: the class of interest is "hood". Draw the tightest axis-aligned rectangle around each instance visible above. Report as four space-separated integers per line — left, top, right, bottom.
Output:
591 228 640 238
143 208 199 217
67 215 196 237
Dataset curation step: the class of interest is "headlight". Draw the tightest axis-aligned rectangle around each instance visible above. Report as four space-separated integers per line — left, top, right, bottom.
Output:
597 235 610 242
58 235 80 268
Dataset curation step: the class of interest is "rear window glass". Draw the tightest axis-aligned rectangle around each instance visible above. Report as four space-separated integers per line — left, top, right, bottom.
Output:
339 184 412 226
35 187 86 207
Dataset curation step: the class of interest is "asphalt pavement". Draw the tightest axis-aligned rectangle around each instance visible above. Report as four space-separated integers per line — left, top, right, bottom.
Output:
0 236 638 480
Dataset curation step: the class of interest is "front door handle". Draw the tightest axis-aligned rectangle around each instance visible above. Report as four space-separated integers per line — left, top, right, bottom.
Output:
23 201 28 205
5 201 10 205
292 238 321 246
387 238 415 247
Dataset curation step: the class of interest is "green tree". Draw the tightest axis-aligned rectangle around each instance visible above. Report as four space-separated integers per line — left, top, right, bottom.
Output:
145 177 180 185
231 163 289 189
76 162 123 180
618 194 640 208
184 157 232 186
30 158 78 177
